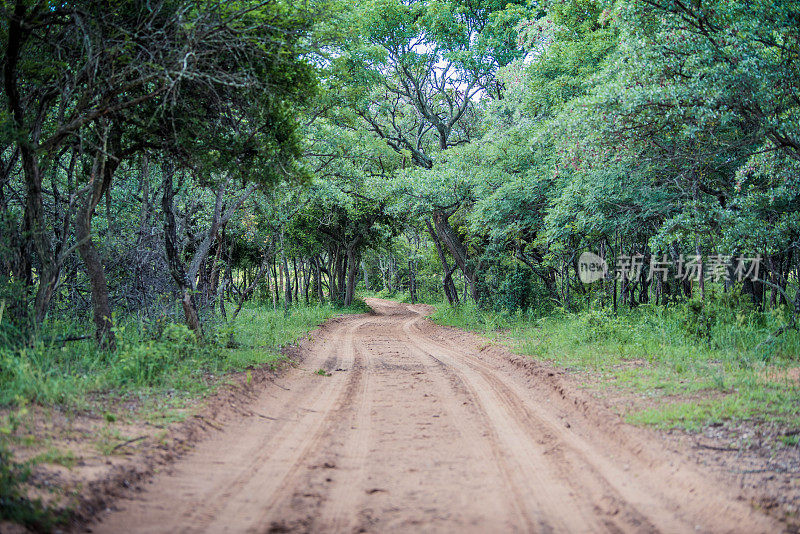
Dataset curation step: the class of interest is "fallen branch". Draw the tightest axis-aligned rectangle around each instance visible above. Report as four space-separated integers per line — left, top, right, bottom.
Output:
111 435 147 452
40 335 93 345
695 443 740 452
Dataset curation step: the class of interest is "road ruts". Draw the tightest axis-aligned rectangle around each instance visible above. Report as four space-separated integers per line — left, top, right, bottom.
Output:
93 299 780 534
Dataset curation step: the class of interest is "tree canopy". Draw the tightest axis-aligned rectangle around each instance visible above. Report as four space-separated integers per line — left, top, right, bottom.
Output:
1 0 798 349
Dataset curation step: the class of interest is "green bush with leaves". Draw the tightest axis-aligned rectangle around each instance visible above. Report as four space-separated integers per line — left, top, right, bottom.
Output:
111 324 213 388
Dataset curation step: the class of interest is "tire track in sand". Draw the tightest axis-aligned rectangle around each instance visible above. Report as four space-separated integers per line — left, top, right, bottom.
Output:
403 311 776 533
95 316 371 534
258 317 374 532
400 314 615 533
93 299 780 534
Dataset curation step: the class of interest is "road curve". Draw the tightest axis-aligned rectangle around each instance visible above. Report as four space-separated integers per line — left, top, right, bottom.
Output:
92 298 779 533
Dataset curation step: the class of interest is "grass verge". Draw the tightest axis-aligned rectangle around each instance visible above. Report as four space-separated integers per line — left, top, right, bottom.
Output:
1 301 363 407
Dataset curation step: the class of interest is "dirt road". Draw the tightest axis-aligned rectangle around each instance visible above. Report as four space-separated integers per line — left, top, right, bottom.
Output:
92 299 778 533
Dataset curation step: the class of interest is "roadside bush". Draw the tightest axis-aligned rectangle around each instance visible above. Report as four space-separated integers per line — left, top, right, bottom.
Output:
0 311 26 349
0 348 34 404
111 323 217 388
497 267 532 312
574 307 622 343
662 291 800 361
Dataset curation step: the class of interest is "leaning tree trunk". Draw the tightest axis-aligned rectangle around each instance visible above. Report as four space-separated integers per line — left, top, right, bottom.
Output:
76 203 115 349
432 209 478 302
162 163 203 337
76 136 119 350
426 219 459 305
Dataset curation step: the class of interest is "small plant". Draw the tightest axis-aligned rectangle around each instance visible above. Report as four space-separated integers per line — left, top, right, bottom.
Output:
780 433 799 447
0 441 62 530
315 369 331 377
30 447 77 468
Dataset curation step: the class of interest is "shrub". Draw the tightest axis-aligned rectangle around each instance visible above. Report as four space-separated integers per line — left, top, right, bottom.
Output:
112 323 215 388
497 267 532 312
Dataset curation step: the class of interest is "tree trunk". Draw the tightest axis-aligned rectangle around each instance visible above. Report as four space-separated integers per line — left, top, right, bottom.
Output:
76 193 115 349
432 209 477 302
75 129 119 349
293 257 299 303
344 245 359 306
278 259 284 301
387 255 394 293
302 260 311 304
5 4 57 326
327 251 337 301
696 241 705 302
270 259 278 308
280 228 292 313
426 219 458 305
208 224 225 306
314 256 324 302
219 280 228 320
162 162 203 338
335 250 347 304
408 260 416 304
669 242 692 299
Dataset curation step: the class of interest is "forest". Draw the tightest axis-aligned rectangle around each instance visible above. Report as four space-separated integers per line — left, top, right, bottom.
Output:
1 0 800 528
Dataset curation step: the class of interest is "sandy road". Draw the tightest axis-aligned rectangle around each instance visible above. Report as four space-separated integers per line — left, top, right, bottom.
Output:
92 298 779 533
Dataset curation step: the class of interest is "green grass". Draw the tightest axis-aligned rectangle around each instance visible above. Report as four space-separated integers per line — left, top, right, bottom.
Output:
221 302 354 371
430 298 800 432
0 300 360 409
29 447 77 468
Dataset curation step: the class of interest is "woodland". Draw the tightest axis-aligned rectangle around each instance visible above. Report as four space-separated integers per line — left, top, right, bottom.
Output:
2 0 800 526
1 0 799 440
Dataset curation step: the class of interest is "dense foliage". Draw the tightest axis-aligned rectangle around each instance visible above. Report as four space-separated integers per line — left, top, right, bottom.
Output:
1 0 798 376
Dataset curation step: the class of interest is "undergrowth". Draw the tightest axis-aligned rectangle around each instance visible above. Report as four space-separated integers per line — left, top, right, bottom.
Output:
0 300 360 407
431 293 800 432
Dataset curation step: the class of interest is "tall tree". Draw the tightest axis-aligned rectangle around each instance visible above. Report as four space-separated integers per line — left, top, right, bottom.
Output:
328 0 531 301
